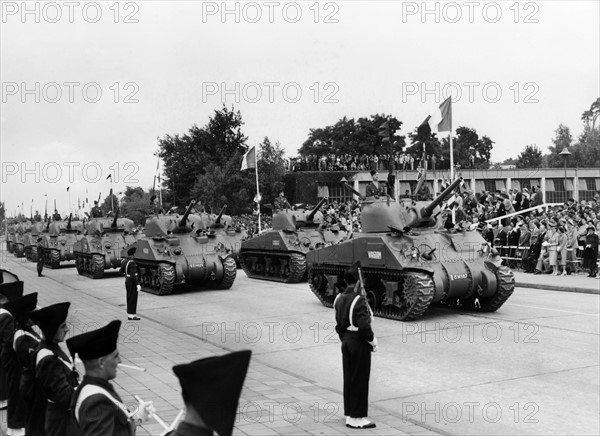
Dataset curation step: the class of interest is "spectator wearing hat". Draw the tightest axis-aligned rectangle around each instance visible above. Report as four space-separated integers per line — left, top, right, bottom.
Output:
582 226 599 277
166 350 252 436
334 262 377 429
0 281 27 435
120 247 141 321
5 293 45 436
28 302 79 436
68 320 153 436
546 221 561 275
36 236 45 277
556 226 569 276
366 171 385 198
521 188 531 210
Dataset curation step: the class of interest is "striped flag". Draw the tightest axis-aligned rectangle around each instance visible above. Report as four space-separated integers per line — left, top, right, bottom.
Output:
241 146 256 170
437 97 452 132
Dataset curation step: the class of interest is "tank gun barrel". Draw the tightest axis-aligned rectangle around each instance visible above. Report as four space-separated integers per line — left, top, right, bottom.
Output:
215 205 227 224
67 213 73 230
422 177 463 217
179 200 196 227
307 196 328 222
111 208 120 228
341 182 366 201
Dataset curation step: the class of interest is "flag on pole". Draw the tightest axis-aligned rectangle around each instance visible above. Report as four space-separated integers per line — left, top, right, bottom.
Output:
67 186 70 192
241 146 256 170
106 174 112 180
417 115 432 140
378 120 390 138
437 97 452 132
253 193 262 204
86 188 88 204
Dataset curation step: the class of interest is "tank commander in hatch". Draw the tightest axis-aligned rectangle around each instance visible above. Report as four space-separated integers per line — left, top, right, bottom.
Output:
274 190 291 211
365 170 386 198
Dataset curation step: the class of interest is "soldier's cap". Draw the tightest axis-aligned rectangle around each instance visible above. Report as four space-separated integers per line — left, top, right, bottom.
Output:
67 320 121 360
370 170 377 176
94 201 98 204
173 350 252 436
127 247 136 256
0 281 24 301
568 198 575 202
29 302 70 342
3 292 38 325
588 225 596 231
37 237 43 242
344 261 361 284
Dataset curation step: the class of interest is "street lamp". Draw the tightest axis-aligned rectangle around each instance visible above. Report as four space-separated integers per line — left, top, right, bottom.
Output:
559 147 572 203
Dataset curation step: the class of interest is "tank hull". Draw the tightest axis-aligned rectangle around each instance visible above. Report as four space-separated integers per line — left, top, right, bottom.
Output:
240 228 348 283
73 232 138 278
41 233 84 268
306 229 515 321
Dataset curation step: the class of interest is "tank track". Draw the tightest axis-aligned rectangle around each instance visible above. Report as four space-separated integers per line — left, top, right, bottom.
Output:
156 263 175 295
26 246 39 262
74 253 105 279
6 241 14 254
137 262 176 296
308 265 435 321
240 251 307 283
476 265 515 312
49 250 61 269
216 257 237 289
13 243 25 258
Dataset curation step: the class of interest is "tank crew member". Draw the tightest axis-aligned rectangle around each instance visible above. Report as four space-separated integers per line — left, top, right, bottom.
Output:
273 189 291 211
334 262 377 429
52 209 62 221
91 201 103 218
0 283 27 435
68 320 153 436
34 210 42 222
150 194 162 214
5 293 45 436
166 350 252 436
582 225 599 277
37 237 45 277
29 302 79 436
120 247 141 321
365 170 385 198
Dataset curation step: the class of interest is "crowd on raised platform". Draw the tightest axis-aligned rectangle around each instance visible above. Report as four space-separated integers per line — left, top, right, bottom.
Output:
289 153 452 172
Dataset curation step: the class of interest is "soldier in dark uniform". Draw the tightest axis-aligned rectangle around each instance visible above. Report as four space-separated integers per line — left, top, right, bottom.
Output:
52 209 61 221
68 320 153 436
4 292 45 436
582 226 599 277
334 262 377 429
91 201 103 218
365 170 385 198
166 350 252 436
120 247 141 320
0 280 26 435
37 237 45 277
273 190 291 211
34 210 42 222
29 302 79 436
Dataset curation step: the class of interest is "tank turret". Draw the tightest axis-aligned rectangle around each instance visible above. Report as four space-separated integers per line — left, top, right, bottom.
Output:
176 200 196 231
306 196 328 223
214 205 227 226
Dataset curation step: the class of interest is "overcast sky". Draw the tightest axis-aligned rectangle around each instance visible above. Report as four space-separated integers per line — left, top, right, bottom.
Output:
1 0 598 215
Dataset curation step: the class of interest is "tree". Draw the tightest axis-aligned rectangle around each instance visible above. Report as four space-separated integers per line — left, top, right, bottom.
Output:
119 186 152 225
100 193 119 216
439 127 493 169
157 106 248 207
516 145 543 168
581 97 600 129
546 124 573 168
257 137 287 205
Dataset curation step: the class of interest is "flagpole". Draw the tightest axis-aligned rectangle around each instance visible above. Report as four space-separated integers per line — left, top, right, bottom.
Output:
110 175 114 213
255 158 261 233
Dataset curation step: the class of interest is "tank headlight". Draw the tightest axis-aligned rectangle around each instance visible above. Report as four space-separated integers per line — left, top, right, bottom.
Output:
173 248 182 255
61 240 66 246
411 247 419 259
303 241 311 247
104 243 112 249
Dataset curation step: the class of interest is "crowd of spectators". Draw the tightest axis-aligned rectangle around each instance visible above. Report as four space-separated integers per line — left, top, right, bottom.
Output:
289 153 450 172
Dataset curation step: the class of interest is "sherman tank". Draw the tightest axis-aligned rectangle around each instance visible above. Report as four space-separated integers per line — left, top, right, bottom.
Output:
203 206 247 267
41 214 85 268
306 178 515 321
12 220 33 258
240 196 348 283
5 222 17 254
130 201 237 295
24 220 47 262
73 209 137 279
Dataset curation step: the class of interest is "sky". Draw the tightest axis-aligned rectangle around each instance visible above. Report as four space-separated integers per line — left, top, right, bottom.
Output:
1 0 599 215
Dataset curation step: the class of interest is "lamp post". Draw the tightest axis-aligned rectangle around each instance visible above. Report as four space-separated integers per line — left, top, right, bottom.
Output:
559 147 572 203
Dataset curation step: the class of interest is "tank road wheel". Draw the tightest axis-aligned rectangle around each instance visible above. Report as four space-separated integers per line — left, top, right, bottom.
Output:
216 257 237 290
29 246 39 262
308 268 337 308
394 272 435 321
14 244 25 258
75 256 84 275
91 254 105 279
49 250 60 268
473 265 515 312
286 254 307 283
157 263 175 295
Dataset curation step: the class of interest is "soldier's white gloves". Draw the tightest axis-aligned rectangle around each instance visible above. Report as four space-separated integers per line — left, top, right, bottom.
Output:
132 400 154 423
368 337 379 352
136 285 141 292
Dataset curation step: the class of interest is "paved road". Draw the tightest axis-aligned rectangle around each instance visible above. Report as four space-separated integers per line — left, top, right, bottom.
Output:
1 253 598 435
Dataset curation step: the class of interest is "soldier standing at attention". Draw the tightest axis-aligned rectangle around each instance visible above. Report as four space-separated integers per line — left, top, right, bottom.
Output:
36 237 45 277
120 247 141 320
365 170 385 198
274 189 291 211
52 209 61 221
68 320 153 436
334 262 378 429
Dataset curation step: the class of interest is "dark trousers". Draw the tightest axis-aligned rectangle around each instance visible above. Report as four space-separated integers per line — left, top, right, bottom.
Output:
37 259 44 276
1 355 26 429
126 279 138 315
341 333 371 418
0 363 6 401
